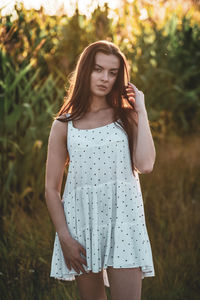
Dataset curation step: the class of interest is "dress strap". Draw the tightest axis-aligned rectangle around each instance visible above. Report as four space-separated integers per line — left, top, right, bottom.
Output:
66 113 72 130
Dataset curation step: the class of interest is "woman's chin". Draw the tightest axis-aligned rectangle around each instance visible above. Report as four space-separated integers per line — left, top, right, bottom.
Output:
91 91 108 97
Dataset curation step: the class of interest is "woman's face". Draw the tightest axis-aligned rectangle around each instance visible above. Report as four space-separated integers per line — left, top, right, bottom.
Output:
90 51 120 98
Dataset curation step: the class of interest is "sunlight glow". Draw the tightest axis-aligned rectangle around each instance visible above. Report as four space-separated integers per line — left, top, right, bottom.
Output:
139 8 148 20
0 0 122 17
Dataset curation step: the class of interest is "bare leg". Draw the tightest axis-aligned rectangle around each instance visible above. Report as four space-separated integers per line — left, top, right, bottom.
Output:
106 267 142 300
75 270 107 300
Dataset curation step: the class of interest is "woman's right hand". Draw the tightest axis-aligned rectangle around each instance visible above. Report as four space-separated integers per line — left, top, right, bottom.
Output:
58 234 88 275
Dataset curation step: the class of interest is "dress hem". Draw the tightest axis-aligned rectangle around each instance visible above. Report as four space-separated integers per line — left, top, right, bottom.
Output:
50 265 155 288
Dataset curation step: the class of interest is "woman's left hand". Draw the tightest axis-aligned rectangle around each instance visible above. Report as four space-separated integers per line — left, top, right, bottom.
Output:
125 82 146 114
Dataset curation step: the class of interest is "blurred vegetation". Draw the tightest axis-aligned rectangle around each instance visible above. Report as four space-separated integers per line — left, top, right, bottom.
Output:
0 1 200 299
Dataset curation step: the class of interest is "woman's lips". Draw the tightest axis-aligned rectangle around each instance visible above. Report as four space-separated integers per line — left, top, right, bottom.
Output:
97 85 107 90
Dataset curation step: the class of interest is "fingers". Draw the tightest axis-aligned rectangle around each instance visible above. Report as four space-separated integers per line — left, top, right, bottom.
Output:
128 82 138 92
128 82 144 96
127 82 141 95
125 85 135 104
125 84 135 99
126 86 135 93
126 90 135 94
64 242 88 275
81 257 88 268
80 245 87 257
66 258 87 274
78 260 88 274
65 246 88 275
71 259 88 274
71 261 81 274
127 92 135 97
65 260 72 270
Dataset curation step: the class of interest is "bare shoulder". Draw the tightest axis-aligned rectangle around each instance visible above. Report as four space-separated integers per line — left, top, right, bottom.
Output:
49 115 68 143
52 115 67 129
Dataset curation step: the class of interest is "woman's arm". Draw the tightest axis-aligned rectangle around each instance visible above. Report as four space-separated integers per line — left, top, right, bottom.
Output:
125 81 156 174
130 109 156 173
45 118 71 241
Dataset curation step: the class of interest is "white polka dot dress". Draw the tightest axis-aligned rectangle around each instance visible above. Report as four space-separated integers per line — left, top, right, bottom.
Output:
50 112 155 287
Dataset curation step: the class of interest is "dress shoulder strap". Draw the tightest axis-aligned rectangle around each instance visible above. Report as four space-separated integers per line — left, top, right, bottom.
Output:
66 113 72 130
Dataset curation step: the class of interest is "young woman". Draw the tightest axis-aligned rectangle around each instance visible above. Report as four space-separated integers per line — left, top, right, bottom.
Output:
45 40 156 300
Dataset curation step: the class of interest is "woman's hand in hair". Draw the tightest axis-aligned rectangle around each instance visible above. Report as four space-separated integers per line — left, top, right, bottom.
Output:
125 82 146 114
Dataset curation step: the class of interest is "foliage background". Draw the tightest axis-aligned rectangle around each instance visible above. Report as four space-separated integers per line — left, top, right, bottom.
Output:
0 0 200 299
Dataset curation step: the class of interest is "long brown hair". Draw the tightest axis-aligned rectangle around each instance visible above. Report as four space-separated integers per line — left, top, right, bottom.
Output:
55 40 138 174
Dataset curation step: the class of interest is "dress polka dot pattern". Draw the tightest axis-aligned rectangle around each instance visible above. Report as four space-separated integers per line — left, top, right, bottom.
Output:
50 112 155 287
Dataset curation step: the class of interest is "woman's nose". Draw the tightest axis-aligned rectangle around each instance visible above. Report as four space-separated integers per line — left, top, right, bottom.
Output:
101 71 108 81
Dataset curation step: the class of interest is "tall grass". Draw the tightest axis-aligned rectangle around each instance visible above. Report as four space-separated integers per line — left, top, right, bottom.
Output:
0 135 199 300
141 135 200 300
0 54 65 215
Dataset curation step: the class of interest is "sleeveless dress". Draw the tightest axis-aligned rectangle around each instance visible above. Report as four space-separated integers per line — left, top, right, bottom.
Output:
50 112 155 287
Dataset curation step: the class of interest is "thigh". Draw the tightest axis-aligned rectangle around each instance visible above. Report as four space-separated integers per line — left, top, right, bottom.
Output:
106 266 142 300
75 270 107 300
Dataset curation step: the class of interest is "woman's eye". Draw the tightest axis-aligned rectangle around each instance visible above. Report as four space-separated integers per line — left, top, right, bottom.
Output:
94 68 117 76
